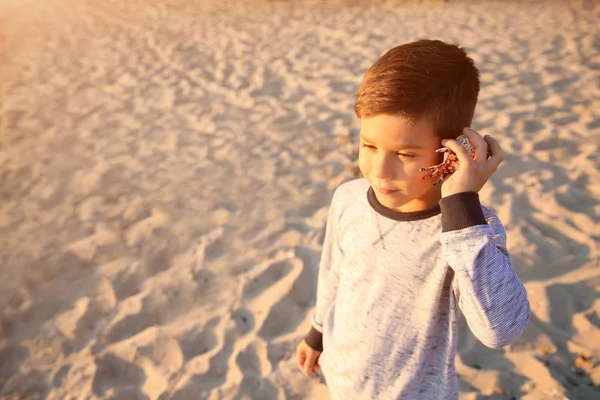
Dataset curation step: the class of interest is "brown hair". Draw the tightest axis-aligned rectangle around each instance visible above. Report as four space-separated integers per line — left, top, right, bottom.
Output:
354 39 480 140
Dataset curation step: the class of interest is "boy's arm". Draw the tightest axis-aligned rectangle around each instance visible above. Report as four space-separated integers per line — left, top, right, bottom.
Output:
440 192 530 348
304 192 344 352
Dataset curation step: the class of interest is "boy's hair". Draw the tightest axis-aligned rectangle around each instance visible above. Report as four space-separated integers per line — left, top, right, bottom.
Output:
355 39 480 140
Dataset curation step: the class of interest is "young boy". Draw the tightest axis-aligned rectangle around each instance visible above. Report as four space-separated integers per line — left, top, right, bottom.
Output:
296 39 530 399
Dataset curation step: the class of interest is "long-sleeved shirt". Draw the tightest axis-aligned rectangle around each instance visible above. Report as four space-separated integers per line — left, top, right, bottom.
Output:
304 178 530 400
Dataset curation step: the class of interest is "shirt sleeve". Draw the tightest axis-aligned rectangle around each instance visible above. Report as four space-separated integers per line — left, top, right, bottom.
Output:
304 189 345 352
439 191 531 348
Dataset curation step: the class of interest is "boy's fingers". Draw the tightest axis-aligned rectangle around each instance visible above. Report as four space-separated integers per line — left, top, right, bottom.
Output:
484 135 503 170
303 353 318 376
442 139 472 167
297 348 306 371
303 366 313 376
462 127 487 163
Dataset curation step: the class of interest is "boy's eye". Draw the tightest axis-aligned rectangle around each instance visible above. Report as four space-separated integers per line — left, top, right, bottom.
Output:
360 143 415 159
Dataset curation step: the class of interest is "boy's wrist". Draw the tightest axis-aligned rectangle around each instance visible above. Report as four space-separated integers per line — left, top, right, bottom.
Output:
439 192 487 232
305 327 324 352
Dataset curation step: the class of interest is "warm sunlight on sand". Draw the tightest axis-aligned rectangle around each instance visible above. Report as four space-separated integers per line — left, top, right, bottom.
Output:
1 0 599 399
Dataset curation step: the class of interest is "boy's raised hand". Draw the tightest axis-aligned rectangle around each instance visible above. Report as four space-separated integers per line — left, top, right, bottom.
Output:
296 339 322 377
440 127 504 198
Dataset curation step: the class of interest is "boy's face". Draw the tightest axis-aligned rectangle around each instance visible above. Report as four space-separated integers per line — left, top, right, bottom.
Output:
358 114 443 213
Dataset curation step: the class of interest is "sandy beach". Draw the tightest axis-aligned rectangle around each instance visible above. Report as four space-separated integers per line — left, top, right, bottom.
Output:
1 0 599 398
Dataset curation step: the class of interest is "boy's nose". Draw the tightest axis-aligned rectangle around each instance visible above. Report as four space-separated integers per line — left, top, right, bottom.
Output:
373 153 396 180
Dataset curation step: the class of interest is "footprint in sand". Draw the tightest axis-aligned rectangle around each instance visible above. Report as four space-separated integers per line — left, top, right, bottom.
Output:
107 260 146 300
532 137 579 156
125 208 171 247
186 329 236 392
178 317 219 361
56 278 117 352
138 227 180 276
288 247 319 307
236 342 263 377
547 282 599 334
104 296 158 345
170 385 210 400
64 227 118 262
138 334 184 377
202 227 226 262
91 353 145 398
234 376 283 400
1 369 48 399
52 364 71 387
105 273 202 352
0 345 29 391
89 277 117 315
21 336 63 371
56 297 90 342
242 259 296 300
238 339 272 376
257 248 317 339
267 340 296 372
2 287 33 319
257 295 305 340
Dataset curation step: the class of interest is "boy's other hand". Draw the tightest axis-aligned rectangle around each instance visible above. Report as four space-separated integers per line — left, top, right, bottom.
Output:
296 339 322 377
440 127 503 198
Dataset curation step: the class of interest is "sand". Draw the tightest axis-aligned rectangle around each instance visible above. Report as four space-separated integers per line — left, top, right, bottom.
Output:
1 0 599 398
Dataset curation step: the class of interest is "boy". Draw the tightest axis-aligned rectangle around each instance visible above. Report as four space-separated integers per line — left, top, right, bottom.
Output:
296 39 530 399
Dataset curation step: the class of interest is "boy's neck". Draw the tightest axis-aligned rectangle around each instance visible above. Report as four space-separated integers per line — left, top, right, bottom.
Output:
371 186 442 214
367 187 442 222
392 193 442 213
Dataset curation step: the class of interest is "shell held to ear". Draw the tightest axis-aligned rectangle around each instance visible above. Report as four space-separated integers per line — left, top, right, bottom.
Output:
420 134 491 185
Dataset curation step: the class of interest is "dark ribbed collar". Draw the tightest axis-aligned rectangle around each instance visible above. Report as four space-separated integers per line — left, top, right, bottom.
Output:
367 186 441 221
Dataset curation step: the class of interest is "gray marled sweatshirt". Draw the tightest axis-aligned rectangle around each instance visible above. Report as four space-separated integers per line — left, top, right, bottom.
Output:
304 179 530 400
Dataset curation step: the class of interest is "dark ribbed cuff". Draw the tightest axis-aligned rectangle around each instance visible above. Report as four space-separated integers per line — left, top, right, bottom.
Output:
439 192 487 232
304 327 323 352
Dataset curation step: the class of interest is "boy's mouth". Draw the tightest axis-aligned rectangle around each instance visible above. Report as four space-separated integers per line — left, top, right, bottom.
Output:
375 186 399 195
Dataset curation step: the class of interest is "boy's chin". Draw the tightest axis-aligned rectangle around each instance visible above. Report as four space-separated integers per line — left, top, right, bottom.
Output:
374 191 406 208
